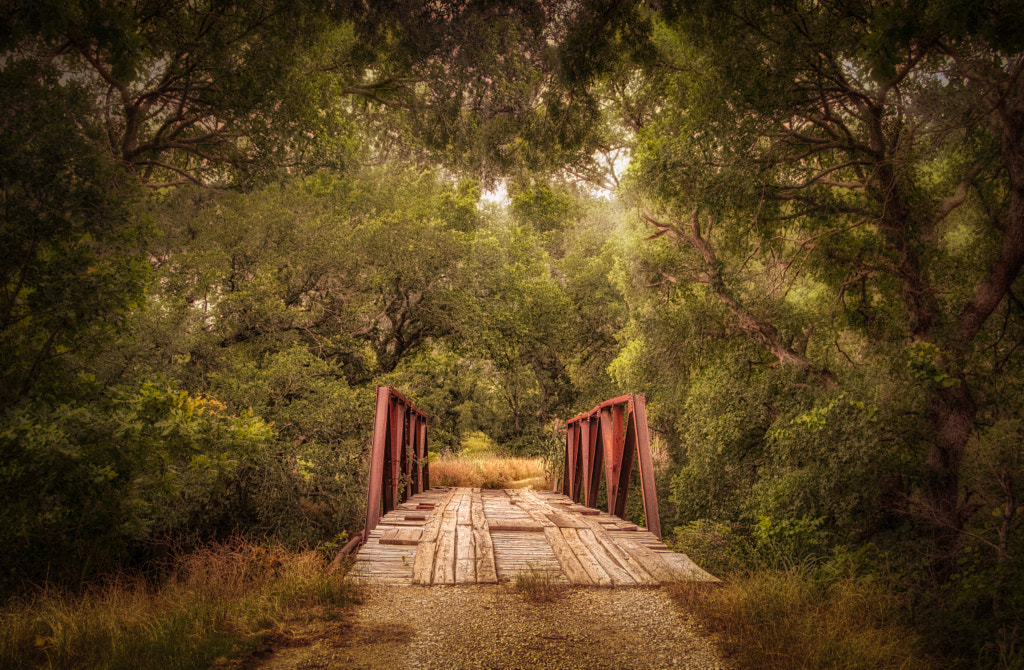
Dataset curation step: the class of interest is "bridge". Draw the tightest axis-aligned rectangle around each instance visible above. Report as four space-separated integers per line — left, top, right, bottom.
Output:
339 387 717 586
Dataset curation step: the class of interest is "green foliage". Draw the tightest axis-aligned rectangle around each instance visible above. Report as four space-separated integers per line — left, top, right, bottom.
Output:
510 181 579 235
0 384 273 590
0 61 149 404
460 431 499 458
611 3 1024 665
7 5 1024 668
907 342 961 389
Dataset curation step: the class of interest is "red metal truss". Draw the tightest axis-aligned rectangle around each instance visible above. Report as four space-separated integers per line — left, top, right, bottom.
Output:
365 386 430 535
563 393 661 539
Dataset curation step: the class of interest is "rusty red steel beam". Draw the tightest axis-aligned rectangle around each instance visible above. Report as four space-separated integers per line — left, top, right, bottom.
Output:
566 393 634 423
364 386 431 537
327 530 364 573
564 393 661 539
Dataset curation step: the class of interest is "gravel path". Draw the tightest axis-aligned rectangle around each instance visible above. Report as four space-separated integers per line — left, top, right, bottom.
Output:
255 584 728 670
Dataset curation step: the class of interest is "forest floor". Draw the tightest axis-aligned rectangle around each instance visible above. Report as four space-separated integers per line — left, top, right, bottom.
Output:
238 583 728 670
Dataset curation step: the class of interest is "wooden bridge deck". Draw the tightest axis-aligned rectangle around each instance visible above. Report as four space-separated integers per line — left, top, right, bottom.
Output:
348 487 717 586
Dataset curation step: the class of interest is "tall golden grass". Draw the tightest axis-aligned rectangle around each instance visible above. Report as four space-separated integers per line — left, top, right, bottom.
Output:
429 454 555 489
669 569 940 670
0 540 358 670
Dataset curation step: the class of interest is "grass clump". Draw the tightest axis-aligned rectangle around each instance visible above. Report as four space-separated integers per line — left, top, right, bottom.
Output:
0 539 359 670
668 569 939 670
510 566 564 603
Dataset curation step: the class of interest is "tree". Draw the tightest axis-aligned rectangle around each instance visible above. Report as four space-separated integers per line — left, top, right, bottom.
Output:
626 0 1024 576
3 0 360 186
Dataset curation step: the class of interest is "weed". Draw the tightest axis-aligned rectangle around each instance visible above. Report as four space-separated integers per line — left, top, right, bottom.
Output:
0 540 359 670
510 566 564 603
668 569 940 670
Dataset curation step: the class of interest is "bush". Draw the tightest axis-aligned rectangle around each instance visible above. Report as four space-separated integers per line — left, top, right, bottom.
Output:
0 382 365 594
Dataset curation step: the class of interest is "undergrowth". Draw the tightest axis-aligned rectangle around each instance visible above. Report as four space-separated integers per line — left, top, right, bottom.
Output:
0 540 359 670
668 520 942 669
668 570 939 670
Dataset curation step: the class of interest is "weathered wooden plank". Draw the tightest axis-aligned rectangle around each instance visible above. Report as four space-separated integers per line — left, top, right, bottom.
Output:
488 521 544 532
471 490 498 584
412 541 436 583
560 527 613 586
358 486 716 587
520 489 626 587
659 552 721 582
546 513 588 529
378 527 422 546
432 498 460 584
577 527 636 586
577 517 655 585
543 527 592 585
511 494 590 585
434 528 457 584
455 525 476 583
456 498 472 526
411 488 455 585
613 536 679 583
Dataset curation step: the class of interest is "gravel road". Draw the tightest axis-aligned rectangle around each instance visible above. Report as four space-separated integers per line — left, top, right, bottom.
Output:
254 584 728 670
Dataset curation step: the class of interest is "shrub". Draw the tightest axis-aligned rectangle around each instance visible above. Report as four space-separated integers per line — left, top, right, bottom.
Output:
0 384 275 591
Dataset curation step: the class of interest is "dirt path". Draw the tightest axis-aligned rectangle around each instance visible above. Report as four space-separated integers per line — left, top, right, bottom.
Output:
251 584 727 669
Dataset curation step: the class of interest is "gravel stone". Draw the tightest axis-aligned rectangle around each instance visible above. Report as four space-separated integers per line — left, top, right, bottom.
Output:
255 584 729 669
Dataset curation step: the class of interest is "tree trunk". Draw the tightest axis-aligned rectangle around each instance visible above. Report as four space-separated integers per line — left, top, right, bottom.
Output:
923 375 977 579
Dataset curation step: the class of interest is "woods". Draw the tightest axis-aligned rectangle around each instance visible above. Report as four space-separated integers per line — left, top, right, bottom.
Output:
2 1 1024 667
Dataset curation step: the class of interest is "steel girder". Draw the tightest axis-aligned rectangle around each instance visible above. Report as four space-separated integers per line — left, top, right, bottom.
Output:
365 386 430 535
563 393 661 539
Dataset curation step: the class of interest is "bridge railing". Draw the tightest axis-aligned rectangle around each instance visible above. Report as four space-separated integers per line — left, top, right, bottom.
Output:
364 385 429 536
564 393 661 539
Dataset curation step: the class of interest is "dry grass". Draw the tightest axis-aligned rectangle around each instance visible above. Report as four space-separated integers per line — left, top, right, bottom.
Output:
0 540 359 670
430 454 554 489
668 569 940 670
509 566 565 603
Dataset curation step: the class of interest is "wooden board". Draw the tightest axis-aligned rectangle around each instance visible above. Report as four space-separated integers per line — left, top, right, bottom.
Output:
471 489 498 583
488 520 544 532
546 513 588 529
380 527 423 546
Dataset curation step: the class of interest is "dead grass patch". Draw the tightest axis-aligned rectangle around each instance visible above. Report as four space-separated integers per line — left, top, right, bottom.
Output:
668 570 940 670
430 454 554 489
0 540 360 670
